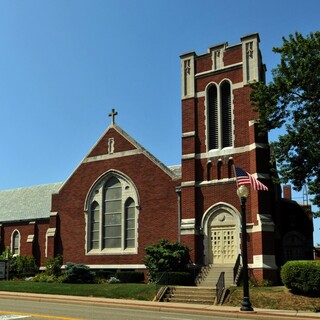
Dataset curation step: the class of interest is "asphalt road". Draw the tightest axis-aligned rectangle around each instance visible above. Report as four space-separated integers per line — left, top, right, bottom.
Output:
0 297 252 320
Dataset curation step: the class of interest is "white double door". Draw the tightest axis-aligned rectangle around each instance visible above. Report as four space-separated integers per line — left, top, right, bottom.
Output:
210 227 237 264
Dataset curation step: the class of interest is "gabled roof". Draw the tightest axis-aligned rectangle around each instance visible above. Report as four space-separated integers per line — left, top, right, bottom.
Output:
59 123 181 190
0 182 63 223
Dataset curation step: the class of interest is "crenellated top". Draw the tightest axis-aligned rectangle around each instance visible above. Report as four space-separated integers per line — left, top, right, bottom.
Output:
180 33 266 100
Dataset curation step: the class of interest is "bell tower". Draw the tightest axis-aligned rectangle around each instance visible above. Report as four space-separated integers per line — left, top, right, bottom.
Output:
179 34 278 282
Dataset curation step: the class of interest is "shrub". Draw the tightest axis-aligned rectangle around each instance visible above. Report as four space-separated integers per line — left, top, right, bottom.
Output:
115 271 144 283
11 255 38 278
108 276 120 284
62 262 96 284
32 273 56 283
156 272 194 286
144 239 191 282
281 260 320 293
45 255 63 277
94 270 116 280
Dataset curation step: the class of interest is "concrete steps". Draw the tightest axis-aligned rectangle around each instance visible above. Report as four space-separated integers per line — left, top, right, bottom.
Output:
197 264 235 288
163 286 215 305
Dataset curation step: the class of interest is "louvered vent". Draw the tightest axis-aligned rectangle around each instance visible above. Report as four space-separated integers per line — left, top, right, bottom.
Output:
221 82 232 148
208 85 218 150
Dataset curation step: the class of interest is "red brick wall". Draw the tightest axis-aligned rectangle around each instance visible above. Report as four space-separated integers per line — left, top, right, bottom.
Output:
52 142 180 266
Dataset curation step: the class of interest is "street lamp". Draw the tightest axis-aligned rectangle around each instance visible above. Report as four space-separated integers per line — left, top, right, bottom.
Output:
237 185 254 312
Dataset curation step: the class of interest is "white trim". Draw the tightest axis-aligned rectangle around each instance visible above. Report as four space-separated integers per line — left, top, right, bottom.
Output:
195 62 243 80
182 153 196 160
45 228 56 258
11 229 20 256
84 171 140 255
182 131 196 138
201 202 241 265
247 214 275 233
27 235 34 243
66 264 147 269
180 218 196 235
204 79 234 152
181 143 269 160
181 181 196 187
83 149 141 163
250 255 278 269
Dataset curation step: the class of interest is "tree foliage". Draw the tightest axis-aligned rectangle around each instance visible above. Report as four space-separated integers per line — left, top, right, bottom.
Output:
144 239 191 282
251 31 320 213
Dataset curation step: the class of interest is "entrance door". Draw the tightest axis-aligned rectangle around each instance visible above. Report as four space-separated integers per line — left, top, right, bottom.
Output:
211 227 236 264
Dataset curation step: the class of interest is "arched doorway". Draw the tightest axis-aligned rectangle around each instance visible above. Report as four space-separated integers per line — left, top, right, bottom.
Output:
201 203 240 266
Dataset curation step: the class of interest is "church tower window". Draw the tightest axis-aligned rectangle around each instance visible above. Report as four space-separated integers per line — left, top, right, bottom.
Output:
207 81 233 151
221 82 232 148
208 85 218 150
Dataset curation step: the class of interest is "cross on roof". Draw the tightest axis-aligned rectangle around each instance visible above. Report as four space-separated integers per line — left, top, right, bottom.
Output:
109 108 118 125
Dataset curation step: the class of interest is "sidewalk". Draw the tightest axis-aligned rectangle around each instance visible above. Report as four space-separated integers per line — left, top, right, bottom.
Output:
0 291 319 320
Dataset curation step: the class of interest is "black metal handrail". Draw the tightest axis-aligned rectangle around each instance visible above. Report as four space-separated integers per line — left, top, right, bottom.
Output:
215 271 225 304
155 272 169 301
233 254 241 283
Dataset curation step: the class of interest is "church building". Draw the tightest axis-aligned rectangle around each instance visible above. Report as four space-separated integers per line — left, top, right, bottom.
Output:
0 33 314 283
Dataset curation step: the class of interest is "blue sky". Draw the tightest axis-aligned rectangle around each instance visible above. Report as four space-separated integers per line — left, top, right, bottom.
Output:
0 0 319 243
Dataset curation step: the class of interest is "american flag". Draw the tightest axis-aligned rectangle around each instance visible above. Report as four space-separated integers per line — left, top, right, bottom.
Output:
234 167 268 191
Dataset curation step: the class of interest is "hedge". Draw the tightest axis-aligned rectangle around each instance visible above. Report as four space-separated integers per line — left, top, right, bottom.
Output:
115 271 144 283
281 260 320 293
156 272 194 286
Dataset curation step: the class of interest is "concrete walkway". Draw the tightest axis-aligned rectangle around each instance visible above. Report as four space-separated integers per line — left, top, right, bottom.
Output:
0 291 319 320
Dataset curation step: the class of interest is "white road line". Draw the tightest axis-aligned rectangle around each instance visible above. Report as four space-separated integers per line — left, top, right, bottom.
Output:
0 316 29 320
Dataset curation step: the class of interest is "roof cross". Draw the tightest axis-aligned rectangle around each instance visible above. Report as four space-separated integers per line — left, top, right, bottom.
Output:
109 108 118 125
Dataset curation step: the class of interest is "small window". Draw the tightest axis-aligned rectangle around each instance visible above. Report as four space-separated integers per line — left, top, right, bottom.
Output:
12 230 20 255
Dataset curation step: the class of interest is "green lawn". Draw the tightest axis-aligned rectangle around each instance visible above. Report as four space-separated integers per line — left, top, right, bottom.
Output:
225 286 320 312
0 281 156 301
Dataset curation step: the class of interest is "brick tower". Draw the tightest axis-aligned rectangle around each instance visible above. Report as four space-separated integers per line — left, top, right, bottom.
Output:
179 34 277 282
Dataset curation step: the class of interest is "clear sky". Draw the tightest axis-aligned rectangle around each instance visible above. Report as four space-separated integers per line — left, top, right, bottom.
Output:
0 0 319 243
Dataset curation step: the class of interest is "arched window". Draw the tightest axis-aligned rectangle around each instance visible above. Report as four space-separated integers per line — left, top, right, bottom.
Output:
228 159 234 179
217 160 223 180
12 230 20 255
207 81 233 151
86 172 139 254
208 85 218 150
104 177 122 249
125 198 136 249
90 202 100 250
221 82 232 148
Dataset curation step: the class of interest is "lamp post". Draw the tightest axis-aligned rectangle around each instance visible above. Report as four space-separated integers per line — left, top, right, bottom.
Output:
237 185 254 312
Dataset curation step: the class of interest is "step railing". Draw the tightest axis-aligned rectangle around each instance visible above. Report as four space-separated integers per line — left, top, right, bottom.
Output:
154 272 169 301
233 254 242 285
215 271 225 305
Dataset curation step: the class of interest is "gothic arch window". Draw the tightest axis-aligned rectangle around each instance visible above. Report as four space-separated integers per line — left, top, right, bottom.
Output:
208 84 218 150
228 159 234 178
206 160 212 181
11 230 20 255
221 81 232 148
217 160 223 180
207 81 233 151
86 172 139 254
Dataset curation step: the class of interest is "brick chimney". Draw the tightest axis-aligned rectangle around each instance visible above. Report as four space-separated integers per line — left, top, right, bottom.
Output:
283 185 292 200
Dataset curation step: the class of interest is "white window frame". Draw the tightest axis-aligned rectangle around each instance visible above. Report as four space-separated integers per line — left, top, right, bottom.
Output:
85 171 139 255
206 79 234 152
11 229 21 256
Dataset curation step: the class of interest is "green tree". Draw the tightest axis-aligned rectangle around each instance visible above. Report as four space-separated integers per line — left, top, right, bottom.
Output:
144 239 191 282
251 31 320 214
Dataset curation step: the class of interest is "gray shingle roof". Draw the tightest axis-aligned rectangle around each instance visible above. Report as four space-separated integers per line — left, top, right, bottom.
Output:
0 182 63 223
